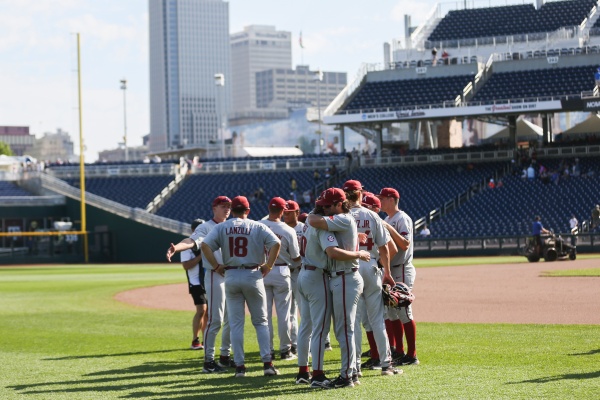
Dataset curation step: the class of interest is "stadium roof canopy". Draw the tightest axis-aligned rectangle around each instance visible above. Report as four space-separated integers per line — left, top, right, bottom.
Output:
485 119 543 142
243 147 303 157
561 114 600 136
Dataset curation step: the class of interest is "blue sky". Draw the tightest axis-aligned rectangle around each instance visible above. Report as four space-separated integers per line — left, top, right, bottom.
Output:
0 0 438 161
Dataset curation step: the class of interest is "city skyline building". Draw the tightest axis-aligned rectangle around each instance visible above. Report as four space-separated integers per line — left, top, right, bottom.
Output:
230 25 292 124
148 0 231 154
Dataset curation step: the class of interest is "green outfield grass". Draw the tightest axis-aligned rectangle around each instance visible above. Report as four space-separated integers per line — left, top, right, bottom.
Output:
414 253 600 268
1 261 599 399
542 268 600 277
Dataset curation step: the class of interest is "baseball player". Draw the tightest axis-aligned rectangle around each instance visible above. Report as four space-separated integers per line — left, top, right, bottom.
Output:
180 218 208 350
166 196 234 373
342 180 401 377
201 196 282 378
307 188 365 388
378 187 419 366
259 197 301 361
282 200 304 355
296 204 370 389
298 211 332 351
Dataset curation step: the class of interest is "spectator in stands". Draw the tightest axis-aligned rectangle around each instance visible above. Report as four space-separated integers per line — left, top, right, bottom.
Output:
419 225 431 238
591 205 600 229
521 167 527 180
572 158 581 177
431 48 438 66
26 220 39 255
152 155 162 163
532 216 551 257
313 169 321 182
301 190 312 208
290 177 298 192
143 156 150 163
330 164 337 177
527 164 536 180
488 179 495 189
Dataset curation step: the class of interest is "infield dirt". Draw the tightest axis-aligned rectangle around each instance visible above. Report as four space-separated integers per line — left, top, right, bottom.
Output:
115 258 600 324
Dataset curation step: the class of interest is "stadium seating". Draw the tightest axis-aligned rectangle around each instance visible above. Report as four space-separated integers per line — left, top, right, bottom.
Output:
341 75 474 112
64 176 174 209
339 162 505 222
428 0 596 43
471 65 598 104
0 181 32 196
155 170 316 222
429 157 600 237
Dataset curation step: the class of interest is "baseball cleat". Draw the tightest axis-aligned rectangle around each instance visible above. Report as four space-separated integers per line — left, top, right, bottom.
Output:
202 360 227 373
356 367 363 378
351 374 361 385
392 351 406 365
361 358 381 370
399 355 420 365
190 339 204 350
263 365 280 376
361 349 371 358
310 374 332 389
280 350 297 361
217 355 236 368
234 366 247 378
328 375 354 388
381 365 403 375
290 345 298 355
295 372 312 384
324 342 333 351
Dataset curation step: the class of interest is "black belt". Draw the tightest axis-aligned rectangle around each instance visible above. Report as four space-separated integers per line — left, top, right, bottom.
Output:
391 264 405 268
334 268 358 276
224 265 259 270
304 265 318 271
274 263 288 266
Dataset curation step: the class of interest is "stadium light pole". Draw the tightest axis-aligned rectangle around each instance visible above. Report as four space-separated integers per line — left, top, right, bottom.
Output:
120 79 128 162
214 73 225 159
315 69 323 154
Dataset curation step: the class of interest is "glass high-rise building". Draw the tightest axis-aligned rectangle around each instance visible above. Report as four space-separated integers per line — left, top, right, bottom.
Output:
149 0 231 153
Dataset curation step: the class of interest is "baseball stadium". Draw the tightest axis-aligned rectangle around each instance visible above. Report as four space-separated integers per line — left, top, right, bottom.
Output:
2 0 600 398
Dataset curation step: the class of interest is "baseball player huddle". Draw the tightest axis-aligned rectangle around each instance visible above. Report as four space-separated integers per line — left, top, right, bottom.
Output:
166 179 418 389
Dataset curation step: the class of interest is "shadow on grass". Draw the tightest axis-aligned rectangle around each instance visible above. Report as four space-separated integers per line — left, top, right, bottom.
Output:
44 349 184 360
569 348 600 356
507 370 600 384
8 351 314 399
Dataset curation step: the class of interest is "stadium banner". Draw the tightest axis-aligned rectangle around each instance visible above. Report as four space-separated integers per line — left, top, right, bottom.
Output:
561 98 600 111
324 100 562 124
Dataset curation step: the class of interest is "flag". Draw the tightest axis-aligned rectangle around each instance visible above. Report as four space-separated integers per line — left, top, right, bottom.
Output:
299 31 304 49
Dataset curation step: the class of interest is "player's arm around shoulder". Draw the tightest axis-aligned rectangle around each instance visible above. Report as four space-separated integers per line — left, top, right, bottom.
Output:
166 237 195 262
383 220 410 251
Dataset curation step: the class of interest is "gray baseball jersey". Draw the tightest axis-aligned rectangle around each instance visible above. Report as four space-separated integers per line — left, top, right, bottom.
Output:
324 213 359 273
191 219 224 267
203 218 280 266
349 206 388 259
301 224 339 269
259 220 300 267
385 210 414 268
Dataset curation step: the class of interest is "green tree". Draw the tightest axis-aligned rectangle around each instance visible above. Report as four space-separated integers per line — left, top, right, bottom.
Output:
0 141 13 156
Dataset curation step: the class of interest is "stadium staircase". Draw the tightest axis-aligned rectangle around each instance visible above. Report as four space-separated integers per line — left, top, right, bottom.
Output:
145 163 188 213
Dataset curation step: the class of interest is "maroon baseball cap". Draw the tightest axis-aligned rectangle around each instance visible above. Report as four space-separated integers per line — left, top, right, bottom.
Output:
298 212 308 223
284 200 300 212
362 193 381 209
212 195 232 207
231 196 250 210
316 187 346 206
343 179 363 191
377 188 400 199
269 197 287 209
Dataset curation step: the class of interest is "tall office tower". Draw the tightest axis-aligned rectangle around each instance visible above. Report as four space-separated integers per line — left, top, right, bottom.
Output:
230 25 292 123
148 0 231 154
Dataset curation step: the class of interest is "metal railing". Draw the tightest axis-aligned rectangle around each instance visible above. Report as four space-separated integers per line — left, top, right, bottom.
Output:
37 173 188 235
45 163 178 179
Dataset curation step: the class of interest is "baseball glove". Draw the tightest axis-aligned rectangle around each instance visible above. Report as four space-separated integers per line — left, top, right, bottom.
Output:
382 282 415 308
